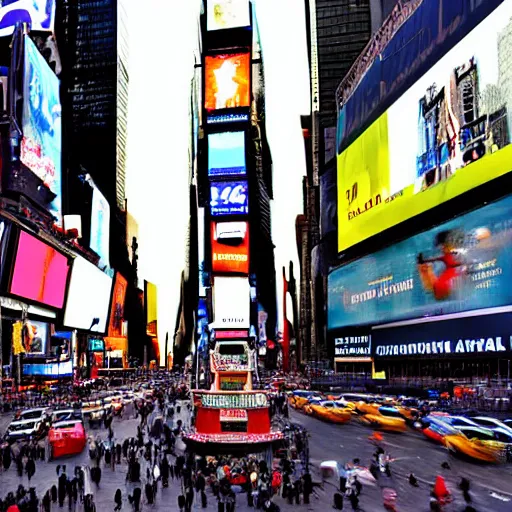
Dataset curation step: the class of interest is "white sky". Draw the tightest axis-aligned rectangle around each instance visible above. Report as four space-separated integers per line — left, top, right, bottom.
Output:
126 0 310 358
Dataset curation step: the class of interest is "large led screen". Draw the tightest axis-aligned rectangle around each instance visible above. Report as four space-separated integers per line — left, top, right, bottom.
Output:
0 0 55 37
10 231 69 309
145 281 158 337
208 131 246 177
63 257 113 333
207 0 250 32
21 35 62 224
90 185 110 266
23 360 73 378
211 221 249 274
328 194 512 331
205 53 250 111
210 180 248 216
337 2 512 252
108 273 127 338
213 277 250 328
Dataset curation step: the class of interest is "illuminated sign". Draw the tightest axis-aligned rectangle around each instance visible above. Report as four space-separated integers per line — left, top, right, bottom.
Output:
205 53 250 111
207 0 250 32
373 312 512 358
336 2 512 252
208 131 246 177
219 409 248 421
212 221 249 274
220 376 246 391
334 335 371 357
328 194 512 330
211 180 249 216
200 393 268 408
207 112 249 125
216 330 249 339
213 277 250 328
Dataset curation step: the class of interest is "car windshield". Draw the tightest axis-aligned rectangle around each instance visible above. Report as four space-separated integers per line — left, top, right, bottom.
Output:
19 411 44 420
53 422 80 430
380 408 402 418
9 422 36 432
460 428 495 441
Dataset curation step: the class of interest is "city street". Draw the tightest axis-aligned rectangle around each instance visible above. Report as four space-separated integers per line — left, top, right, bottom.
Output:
1 404 512 511
291 409 512 511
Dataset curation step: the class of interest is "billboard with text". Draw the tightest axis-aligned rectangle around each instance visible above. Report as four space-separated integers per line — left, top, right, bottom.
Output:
329 193 512 330
337 1 512 252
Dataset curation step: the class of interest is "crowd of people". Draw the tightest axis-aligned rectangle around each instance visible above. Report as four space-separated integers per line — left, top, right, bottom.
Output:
0 374 314 512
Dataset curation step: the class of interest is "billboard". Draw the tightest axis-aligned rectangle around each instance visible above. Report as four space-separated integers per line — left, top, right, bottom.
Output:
334 334 371 358
21 35 62 224
23 360 73 378
207 0 250 32
210 180 248 216
63 256 113 333
90 184 110 267
213 276 250 328
208 131 246 177
0 0 55 37
373 313 512 358
211 221 249 274
9 231 69 309
205 52 250 111
108 273 127 338
328 194 512 331
145 281 158 337
337 1 512 252
22 320 48 355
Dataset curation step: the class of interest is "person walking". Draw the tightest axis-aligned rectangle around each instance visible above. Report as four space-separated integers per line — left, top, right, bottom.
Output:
114 489 122 511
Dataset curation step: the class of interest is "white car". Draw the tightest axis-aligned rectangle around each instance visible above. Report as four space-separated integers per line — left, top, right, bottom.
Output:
14 407 49 422
439 416 479 429
5 418 44 442
471 416 512 436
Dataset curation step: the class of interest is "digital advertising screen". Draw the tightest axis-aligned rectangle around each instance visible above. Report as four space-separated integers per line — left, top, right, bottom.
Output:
108 273 127 338
211 221 249 274
63 256 113 333
145 281 158 337
23 359 73 378
337 1 512 252
213 276 250 328
207 0 250 32
0 0 55 37
208 131 246 177
205 52 250 112
23 320 48 355
210 180 248 216
328 193 512 331
9 230 70 309
21 35 62 224
90 185 110 266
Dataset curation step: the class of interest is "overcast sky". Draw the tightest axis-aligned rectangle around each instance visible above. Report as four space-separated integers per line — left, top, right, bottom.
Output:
127 0 310 359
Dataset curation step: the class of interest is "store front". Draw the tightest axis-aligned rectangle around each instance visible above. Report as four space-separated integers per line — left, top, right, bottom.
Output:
372 312 512 385
330 329 372 377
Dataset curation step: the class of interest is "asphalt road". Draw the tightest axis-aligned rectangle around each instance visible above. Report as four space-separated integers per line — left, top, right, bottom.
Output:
2 403 512 511
290 408 512 511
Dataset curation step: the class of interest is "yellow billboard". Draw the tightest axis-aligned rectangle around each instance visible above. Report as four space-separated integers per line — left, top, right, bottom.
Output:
337 3 512 252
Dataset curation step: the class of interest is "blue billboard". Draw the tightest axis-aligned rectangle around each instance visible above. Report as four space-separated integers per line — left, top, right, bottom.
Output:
208 131 246 177
20 35 62 224
210 180 248 216
0 0 55 37
328 194 512 330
